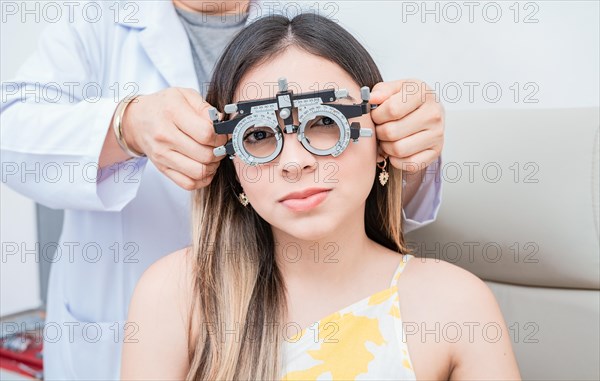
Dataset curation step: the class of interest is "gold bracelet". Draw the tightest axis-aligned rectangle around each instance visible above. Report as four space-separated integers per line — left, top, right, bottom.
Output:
112 95 146 158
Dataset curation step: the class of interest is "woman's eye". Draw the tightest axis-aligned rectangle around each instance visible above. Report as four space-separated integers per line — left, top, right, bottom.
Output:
243 127 274 144
322 117 334 125
310 116 336 128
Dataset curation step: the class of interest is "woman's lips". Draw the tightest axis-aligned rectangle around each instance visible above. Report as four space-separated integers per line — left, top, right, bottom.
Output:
279 190 331 212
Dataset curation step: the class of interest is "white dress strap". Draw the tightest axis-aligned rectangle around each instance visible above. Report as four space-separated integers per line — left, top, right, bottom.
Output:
389 254 414 288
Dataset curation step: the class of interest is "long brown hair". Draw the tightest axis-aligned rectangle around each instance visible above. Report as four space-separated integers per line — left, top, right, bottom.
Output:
186 13 409 380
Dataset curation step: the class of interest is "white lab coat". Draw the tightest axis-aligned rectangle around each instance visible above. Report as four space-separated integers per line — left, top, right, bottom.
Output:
0 1 442 379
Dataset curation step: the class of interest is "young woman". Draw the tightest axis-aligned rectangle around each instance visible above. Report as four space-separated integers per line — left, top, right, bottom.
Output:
121 14 521 381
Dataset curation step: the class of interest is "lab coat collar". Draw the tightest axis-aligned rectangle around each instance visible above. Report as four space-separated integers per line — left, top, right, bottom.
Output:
115 0 263 91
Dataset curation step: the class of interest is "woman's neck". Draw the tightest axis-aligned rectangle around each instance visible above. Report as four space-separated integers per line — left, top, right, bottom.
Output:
273 219 380 291
172 0 251 16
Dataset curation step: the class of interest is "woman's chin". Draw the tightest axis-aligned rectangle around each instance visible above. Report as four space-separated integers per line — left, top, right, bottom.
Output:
272 223 335 243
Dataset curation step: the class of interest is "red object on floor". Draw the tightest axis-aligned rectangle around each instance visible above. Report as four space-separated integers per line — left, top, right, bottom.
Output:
0 356 42 379
0 332 43 379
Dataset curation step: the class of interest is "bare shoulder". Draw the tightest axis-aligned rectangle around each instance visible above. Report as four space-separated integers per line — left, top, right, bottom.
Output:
397 256 521 380
121 247 196 380
137 247 196 303
129 247 196 325
399 255 494 302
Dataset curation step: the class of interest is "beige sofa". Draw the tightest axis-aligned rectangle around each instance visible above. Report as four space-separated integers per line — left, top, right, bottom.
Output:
405 108 600 380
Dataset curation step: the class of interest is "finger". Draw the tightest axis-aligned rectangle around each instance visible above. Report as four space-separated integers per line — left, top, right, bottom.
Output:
371 89 424 126
369 79 428 104
177 88 226 126
177 88 212 117
163 168 196 191
162 150 219 181
370 80 429 125
375 106 430 142
163 168 215 191
379 130 441 159
388 149 439 173
179 88 226 122
178 90 228 148
172 109 228 149
167 128 226 165
172 90 226 147
369 81 402 104
376 99 444 143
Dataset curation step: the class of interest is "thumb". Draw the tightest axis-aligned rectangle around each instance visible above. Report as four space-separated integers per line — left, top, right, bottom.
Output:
368 82 389 104
368 80 411 104
177 87 214 118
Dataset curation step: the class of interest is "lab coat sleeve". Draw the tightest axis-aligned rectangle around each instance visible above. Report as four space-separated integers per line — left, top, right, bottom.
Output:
0 11 147 211
402 155 443 233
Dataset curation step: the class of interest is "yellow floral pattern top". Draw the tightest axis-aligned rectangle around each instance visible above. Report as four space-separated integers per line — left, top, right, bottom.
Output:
281 254 416 380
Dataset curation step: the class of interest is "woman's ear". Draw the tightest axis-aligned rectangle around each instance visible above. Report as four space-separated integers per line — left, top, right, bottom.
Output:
231 157 241 184
376 143 386 163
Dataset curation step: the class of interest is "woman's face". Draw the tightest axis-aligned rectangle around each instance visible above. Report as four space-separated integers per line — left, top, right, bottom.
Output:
231 46 383 241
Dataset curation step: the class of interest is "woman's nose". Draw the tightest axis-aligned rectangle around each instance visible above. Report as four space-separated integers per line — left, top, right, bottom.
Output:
277 132 318 180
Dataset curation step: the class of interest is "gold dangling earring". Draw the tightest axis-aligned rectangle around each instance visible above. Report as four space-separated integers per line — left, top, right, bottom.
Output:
378 157 389 186
238 192 249 207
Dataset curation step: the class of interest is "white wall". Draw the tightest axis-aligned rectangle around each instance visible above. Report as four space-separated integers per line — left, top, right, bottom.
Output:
1 0 599 315
1 2 48 316
0 185 41 316
337 0 599 110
